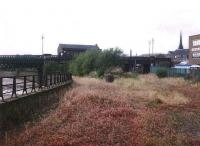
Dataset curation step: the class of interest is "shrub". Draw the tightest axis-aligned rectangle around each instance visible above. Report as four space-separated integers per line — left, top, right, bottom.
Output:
68 49 99 76
105 74 114 82
156 67 168 78
123 72 138 79
68 48 123 77
44 62 68 74
147 98 163 107
96 68 105 77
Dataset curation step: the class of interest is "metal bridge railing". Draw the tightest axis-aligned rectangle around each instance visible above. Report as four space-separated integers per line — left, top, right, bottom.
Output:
0 72 72 102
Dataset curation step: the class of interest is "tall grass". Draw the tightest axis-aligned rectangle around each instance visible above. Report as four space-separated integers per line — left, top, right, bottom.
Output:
5 74 200 146
114 74 189 105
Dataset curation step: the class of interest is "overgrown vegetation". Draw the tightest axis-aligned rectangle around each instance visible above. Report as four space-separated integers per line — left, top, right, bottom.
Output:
156 67 168 78
68 48 123 77
5 74 200 146
44 62 68 74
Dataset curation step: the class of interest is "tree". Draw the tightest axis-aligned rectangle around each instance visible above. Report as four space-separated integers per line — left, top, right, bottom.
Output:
68 48 123 77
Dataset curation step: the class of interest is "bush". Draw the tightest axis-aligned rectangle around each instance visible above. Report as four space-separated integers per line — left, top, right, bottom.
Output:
68 48 123 77
123 72 138 79
44 62 68 74
105 74 114 82
147 98 163 107
68 49 99 76
156 67 168 78
96 68 106 77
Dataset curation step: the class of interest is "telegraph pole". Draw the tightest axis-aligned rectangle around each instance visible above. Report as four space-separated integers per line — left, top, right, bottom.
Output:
42 34 44 55
148 40 151 56
152 38 154 55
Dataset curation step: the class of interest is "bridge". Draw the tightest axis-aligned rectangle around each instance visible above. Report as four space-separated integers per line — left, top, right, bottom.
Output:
0 55 172 74
0 55 67 69
122 56 172 73
0 55 71 84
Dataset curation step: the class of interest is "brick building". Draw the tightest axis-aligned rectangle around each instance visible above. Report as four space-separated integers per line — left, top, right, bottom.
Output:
57 44 100 59
189 34 200 65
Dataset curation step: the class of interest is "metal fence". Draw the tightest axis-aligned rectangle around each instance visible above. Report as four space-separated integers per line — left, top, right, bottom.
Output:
0 72 72 102
150 66 200 80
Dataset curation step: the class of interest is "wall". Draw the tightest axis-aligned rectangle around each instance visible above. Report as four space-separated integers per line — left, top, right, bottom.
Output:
0 81 72 131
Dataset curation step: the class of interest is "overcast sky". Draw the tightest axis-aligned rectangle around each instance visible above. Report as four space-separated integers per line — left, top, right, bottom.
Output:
0 0 200 55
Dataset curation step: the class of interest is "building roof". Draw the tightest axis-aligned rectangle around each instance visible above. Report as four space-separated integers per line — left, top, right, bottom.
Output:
57 44 100 52
169 48 189 55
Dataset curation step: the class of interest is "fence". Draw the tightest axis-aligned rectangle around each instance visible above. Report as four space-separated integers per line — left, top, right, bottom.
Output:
0 72 72 102
150 66 200 80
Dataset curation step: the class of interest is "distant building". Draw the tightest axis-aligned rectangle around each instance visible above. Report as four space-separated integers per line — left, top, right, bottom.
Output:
57 44 100 58
189 34 200 65
168 33 189 64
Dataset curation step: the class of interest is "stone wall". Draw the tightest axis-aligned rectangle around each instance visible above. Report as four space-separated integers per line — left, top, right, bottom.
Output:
0 81 72 131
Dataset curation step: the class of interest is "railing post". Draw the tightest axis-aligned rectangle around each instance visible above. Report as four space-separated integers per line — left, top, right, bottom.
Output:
22 76 27 95
69 73 72 80
60 73 63 83
66 73 69 81
54 73 56 85
50 74 52 86
57 73 59 84
31 75 36 92
11 77 17 97
0 77 4 101
64 73 66 81
59 73 62 83
45 74 48 87
62 73 64 83
38 67 43 89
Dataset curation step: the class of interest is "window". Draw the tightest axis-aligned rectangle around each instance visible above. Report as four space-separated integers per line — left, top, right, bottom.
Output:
193 39 200 46
192 52 200 58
